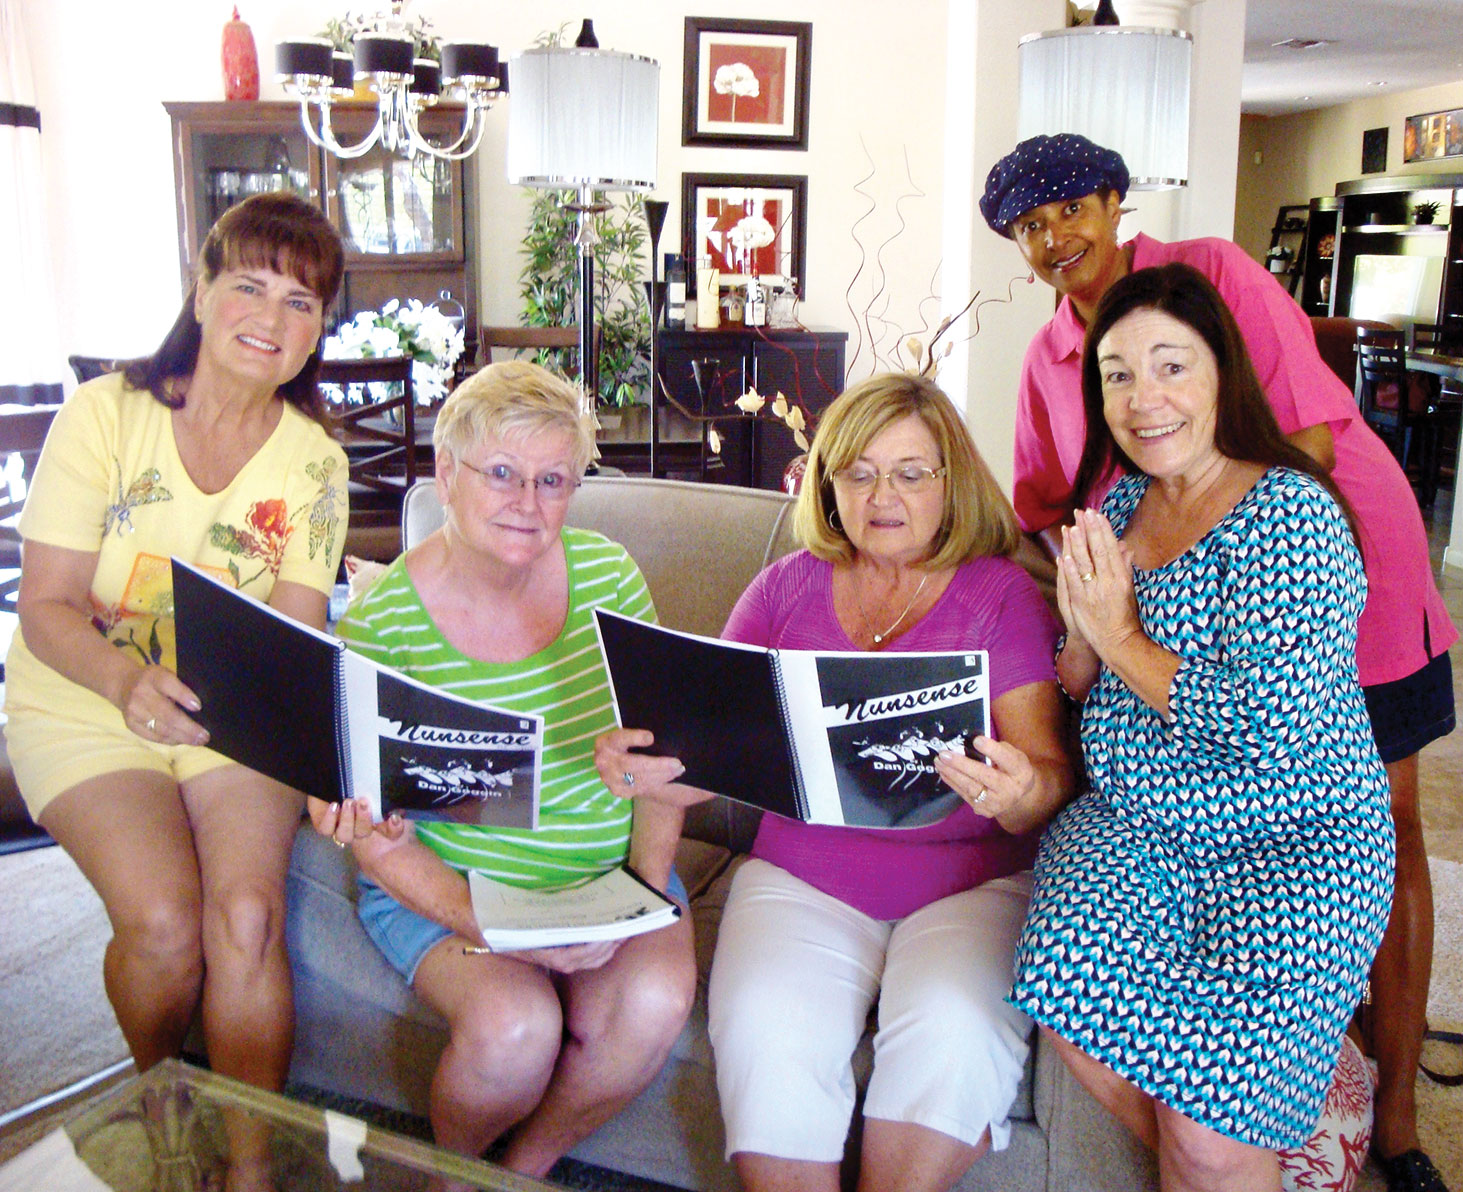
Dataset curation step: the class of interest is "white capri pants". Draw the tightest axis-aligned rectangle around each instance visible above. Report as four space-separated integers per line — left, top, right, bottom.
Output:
707 858 1034 1163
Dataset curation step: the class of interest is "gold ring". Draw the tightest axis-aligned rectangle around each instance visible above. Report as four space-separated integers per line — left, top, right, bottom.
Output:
971 787 987 804
333 838 347 850
1079 571 1096 583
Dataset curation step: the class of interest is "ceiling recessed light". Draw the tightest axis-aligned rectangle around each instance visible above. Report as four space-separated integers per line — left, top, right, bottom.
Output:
1272 37 1332 50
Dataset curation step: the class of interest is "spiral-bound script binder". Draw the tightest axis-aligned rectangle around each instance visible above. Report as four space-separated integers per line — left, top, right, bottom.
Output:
172 559 542 828
594 609 990 829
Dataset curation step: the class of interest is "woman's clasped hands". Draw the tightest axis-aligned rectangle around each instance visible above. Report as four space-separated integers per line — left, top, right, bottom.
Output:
1056 508 1140 657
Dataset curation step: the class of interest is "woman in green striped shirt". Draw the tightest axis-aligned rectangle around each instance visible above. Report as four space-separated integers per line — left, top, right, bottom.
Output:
308 362 695 1176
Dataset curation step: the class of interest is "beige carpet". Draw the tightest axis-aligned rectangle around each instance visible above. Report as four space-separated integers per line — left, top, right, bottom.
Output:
1 846 1459 1187
1416 857 1463 1191
0 846 124 1114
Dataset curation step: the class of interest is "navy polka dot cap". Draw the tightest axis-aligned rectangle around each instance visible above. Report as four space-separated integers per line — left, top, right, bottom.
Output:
979 133 1129 238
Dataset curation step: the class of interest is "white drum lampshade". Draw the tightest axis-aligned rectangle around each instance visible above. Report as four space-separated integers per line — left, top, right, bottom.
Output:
506 46 659 191
1017 26 1192 189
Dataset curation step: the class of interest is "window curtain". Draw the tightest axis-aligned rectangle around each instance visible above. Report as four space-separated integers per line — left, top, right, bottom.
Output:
1 0 64 405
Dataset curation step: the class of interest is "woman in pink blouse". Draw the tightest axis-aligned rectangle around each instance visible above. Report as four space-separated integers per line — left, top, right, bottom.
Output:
596 373 1076 1192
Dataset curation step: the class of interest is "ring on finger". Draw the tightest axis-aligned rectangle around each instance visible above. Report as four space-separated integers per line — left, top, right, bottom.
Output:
1079 571 1096 583
971 786 987 805
333 837 347 850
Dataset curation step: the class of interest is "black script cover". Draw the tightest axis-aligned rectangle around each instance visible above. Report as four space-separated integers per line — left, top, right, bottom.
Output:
594 610 988 829
173 559 542 826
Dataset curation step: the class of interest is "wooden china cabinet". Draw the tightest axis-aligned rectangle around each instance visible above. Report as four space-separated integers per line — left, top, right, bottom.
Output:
163 101 479 361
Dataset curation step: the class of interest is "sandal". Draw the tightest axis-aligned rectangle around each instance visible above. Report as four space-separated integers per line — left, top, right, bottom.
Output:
1420 1027 1463 1087
1375 1149 1452 1192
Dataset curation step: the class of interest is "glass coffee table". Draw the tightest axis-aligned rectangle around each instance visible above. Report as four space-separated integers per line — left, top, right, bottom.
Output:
0 1058 558 1190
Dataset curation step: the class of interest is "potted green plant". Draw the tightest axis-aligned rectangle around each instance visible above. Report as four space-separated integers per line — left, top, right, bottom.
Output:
319 11 441 60
518 189 652 412
1413 200 1442 225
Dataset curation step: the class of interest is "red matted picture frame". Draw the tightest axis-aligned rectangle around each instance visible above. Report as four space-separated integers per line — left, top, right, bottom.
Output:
682 17 812 150
682 172 809 295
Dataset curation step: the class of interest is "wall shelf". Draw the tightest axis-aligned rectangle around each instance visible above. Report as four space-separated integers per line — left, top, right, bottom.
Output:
1347 224 1448 235
1310 174 1463 348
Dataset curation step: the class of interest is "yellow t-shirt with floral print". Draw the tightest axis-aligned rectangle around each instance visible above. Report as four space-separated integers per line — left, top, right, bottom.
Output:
4 372 348 722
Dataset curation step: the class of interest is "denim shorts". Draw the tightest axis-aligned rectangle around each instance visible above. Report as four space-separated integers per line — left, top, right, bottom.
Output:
357 867 688 985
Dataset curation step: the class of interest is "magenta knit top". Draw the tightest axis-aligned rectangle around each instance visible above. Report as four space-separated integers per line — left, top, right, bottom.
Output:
723 549 1060 919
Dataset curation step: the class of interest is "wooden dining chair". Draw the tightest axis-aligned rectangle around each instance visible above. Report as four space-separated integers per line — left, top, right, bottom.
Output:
479 325 599 381
318 357 423 564
318 357 419 495
1356 326 1445 505
1310 317 1383 399
1410 322 1463 491
0 405 61 612
67 355 120 385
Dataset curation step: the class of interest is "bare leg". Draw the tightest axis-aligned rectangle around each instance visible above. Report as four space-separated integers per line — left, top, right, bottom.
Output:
733 1153 841 1192
181 765 304 1092
411 938 564 1157
500 913 696 1176
1042 1027 1159 1150
858 1119 987 1192
39 770 204 1071
1154 1101 1279 1192
1369 752 1432 1160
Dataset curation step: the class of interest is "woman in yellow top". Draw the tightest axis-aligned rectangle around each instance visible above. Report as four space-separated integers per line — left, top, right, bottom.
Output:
5 193 348 1101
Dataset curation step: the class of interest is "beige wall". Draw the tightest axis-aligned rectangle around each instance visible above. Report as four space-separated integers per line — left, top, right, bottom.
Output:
1237 79 1463 263
22 0 949 388
21 0 1246 499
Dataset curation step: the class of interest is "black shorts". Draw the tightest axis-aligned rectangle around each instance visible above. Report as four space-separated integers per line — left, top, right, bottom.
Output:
1363 650 1456 765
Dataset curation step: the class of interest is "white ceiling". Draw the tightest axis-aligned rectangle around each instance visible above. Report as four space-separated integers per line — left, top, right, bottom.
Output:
1242 0 1463 116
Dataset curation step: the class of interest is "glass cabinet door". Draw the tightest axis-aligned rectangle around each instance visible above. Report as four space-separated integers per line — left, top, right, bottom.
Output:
195 131 313 229
167 103 322 284
322 107 466 262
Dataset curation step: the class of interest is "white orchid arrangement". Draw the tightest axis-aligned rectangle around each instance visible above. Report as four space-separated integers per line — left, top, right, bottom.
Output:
713 62 760 120
322 299 465 406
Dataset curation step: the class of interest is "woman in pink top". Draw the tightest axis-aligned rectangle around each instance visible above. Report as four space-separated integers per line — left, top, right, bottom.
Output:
981 133 1456 1192
596 373 1075 1192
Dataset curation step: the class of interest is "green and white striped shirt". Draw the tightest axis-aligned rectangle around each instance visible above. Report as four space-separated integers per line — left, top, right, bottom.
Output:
336 528 655 888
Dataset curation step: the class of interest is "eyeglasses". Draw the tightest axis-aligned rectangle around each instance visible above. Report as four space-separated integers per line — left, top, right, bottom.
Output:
831 464 947 495
457 459 582 503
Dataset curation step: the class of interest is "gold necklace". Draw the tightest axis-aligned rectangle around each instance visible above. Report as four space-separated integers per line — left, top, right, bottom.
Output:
858 571 929 645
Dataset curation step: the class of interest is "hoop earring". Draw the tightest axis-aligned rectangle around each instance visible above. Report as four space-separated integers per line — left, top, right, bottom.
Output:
828 506 843 532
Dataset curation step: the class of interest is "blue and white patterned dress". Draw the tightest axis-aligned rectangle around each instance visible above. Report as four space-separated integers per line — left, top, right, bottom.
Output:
1008 467 1395 1150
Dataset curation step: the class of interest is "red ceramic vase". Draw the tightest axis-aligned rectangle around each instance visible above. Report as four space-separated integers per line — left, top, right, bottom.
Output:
222 7 260 102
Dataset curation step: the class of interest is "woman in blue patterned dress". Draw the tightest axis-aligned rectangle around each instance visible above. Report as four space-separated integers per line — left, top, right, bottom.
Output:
1008 263 1395 1191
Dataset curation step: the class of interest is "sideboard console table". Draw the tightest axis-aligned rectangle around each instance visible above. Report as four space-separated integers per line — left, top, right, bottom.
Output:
643 326 848 490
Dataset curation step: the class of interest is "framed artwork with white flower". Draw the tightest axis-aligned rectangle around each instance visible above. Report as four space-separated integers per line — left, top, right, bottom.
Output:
682 17 812 150
682 172 809 295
